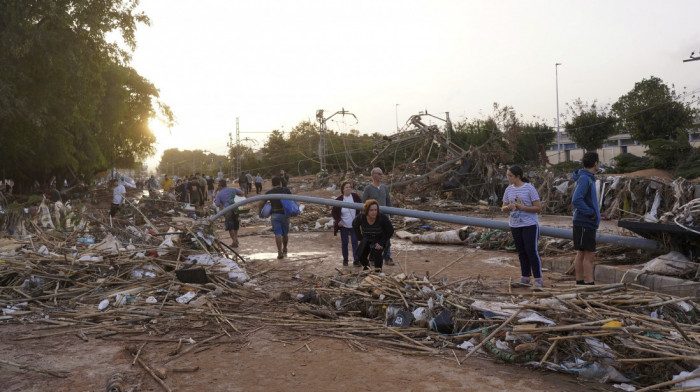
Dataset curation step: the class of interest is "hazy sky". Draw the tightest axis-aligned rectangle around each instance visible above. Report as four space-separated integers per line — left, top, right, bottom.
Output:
131 0 700 171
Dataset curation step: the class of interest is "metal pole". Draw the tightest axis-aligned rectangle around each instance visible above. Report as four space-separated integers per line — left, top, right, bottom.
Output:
236 117 241 179
556 63 562 164
395 104 400 131
211 195 664 250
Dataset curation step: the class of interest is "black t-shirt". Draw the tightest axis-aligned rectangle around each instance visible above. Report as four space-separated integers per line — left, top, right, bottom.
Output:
207 178 214 189
266 186 291 214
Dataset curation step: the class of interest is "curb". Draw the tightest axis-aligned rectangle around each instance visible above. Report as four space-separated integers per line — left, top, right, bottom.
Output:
543 259 700 297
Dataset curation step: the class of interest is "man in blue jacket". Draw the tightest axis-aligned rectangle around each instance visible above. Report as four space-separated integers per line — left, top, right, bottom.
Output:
571 152 601 285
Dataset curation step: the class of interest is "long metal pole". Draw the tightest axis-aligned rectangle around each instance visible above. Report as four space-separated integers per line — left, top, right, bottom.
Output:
556 62 562 163
211 195 663 250
395 103 400 131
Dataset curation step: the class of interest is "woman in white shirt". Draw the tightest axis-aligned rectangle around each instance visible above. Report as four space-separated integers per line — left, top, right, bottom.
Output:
331 180 362 266
501 165 543 287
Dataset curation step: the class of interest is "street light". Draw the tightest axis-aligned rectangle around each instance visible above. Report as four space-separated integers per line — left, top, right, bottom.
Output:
395 104 400 131
555 62 562 163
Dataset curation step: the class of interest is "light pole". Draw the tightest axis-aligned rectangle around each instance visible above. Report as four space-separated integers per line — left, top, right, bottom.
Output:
555 62 562 163
395 104 400 131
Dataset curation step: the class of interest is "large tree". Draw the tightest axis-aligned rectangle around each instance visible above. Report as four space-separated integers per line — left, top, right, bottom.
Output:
564 99 617 152
612 76 696 143
0 0 169 187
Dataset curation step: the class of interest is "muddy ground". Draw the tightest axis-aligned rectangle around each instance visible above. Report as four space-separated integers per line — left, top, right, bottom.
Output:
0 183 621 391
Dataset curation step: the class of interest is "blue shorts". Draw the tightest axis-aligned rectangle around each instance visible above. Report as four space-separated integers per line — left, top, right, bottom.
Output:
270 213 289 236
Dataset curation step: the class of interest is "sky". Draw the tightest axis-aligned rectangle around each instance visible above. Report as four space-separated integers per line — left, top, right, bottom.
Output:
131 0 700 172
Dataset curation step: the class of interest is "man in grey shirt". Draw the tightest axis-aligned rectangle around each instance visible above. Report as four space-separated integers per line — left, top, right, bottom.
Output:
362 167 394 265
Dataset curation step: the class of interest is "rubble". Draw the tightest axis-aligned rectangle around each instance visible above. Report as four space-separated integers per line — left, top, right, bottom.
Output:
291 270 700 388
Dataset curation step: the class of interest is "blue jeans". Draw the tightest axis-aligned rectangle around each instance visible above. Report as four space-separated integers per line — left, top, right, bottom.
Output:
339 227 358 262
271 213 289 236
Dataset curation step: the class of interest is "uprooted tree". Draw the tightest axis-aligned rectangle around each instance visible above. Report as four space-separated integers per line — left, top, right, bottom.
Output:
0 0 172 189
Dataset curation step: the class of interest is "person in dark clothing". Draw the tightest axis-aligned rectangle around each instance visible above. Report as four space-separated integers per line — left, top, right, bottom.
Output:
572 152 601 285
258 176 292 259
45 185 62 203
175 179 187 203
352 199 394 271
279 170 289 187
238 172 249 197
188 177 201 206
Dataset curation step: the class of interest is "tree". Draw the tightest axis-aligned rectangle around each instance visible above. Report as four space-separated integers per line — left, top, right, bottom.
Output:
612 76 696 143
512 122 556 166
0 0 169 187
564 99 617 152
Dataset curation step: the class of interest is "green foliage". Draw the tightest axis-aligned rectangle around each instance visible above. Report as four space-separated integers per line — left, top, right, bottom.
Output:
158 149 227 177
676 150 700 179
611 153 652 173
0 0 169 187
452 118 500 148
612 76 697 143
645 136 693 170
511 122 556 166
549 160 581 173
564 99 617 152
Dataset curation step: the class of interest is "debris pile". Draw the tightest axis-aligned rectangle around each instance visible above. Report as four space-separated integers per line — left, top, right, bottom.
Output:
292 271 700 388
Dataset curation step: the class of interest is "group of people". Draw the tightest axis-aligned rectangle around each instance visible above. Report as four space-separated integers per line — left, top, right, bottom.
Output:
171 173 214 206
331 167 395 270
238 172 265 196
501 152 601 287
326 154 601 282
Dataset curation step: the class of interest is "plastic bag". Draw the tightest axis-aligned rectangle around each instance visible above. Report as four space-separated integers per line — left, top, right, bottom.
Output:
259 202 272 218
281 199 300 217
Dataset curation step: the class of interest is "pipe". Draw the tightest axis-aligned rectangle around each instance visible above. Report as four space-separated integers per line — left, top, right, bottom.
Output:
211 195 664 250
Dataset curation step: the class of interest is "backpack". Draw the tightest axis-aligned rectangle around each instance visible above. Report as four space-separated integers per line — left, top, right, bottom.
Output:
281 199 300 217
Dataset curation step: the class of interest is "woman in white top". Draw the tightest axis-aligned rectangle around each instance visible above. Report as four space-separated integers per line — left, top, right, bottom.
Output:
501 165 543 287
110 179 126 217
331 180 362 266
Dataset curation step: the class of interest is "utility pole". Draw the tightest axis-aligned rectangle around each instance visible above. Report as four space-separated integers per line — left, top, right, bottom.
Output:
236 117 241 180
445 111 452 147
555 62 562 163
316 108 358 174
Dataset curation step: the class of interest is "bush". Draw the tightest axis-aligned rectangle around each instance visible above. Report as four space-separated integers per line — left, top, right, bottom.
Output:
645 138 693 170
611 153 652 173
549 161 581 173
676 150 700 179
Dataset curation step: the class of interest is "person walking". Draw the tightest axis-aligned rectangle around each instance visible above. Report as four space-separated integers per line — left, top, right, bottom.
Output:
501 165 543 287
246 172 253 194
331 180 362 266
279 170 289 187
361 167 394 265
352 199 394 271
572 152 601 285
254 173 263 194
110 179 126 217
238 171 249 197
258 176 292 259
214 179 245 247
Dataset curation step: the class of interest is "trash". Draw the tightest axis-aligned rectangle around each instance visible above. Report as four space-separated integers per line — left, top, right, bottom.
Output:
98 299 110 310
388 310 414 327
114 294 128 307
77 237 95 244
671 367 700 388
175 267 209 284
430 310 454 334
176 291 196 304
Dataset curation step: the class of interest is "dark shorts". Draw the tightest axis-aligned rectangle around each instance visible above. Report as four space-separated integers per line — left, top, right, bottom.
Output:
109 204 121 217
225 211 240 231
573 225 596 252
